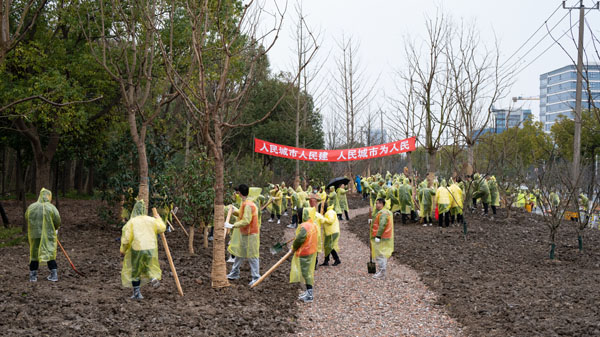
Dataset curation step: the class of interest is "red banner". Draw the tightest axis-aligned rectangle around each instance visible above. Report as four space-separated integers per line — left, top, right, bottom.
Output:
254 137 416 162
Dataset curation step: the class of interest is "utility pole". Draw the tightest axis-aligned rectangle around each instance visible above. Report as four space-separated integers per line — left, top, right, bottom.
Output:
563 0 599 189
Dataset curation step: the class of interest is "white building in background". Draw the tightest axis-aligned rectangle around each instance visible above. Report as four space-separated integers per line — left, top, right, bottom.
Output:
540 64 600 132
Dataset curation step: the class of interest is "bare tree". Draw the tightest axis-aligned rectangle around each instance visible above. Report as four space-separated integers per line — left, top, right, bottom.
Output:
447 20 513 175
390 64 423 174
157 0 317 288
288 1 326 188
331 35 375 178
404 10 453 173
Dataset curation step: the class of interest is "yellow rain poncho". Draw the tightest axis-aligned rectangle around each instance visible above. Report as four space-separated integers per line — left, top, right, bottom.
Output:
328 186 341 214
228 198 260 258
336 186 349 211
449 182 464 215
321 208 340 257
290 208 318 285
370 208 394 259
120 200 166 287
435 180 451 214
26 188 61 263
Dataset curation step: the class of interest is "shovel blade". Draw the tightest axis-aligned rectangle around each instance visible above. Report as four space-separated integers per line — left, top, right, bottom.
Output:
270 243 284 254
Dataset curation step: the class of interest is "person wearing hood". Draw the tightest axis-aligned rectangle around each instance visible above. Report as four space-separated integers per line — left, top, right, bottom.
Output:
487 176 500 215
268 185 283 224
328 186 342 220
370 198 394 279
120 199 166 299
26 188 61 283
398 178 413 224
290 208 318 303
471 173 491 215
337 183 350 220
319 206 341 266
225 184 261 286
449 178 464 225
418 180 436 226
287 187 302 229
435 180 451 228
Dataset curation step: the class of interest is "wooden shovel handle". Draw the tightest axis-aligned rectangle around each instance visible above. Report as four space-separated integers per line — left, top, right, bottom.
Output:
250 249 294 289
170 210 189 237
153 208 184 297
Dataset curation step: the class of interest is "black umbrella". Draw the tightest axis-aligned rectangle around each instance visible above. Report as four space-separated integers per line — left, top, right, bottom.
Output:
326 177 350 190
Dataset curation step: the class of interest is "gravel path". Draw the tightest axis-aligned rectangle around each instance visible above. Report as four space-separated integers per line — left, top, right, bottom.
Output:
286 207 465 337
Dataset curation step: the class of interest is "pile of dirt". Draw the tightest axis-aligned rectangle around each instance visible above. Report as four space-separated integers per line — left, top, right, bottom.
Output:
346 197 600 336
0 199 299 336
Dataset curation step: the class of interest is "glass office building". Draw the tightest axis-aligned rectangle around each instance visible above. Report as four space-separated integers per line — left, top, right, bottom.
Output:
540 64 600 132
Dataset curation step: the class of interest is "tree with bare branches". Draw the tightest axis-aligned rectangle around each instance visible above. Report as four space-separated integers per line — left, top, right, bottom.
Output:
156 0 318 288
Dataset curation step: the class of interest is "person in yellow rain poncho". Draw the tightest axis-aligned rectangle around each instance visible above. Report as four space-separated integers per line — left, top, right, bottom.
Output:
290 207 318 303
225 184 261 286
435 180 451 228
370 198 393 279
120 199 166 299
268 185 283 224
487 176 500 215
337 183 350 220
328 186 342 219
318 206 341 266
418 180 436 226
26 188 61 283
449 178 464 225
297 186 309 208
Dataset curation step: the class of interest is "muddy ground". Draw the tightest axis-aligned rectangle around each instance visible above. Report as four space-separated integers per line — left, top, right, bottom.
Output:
347 196 600 337
1 199 299 336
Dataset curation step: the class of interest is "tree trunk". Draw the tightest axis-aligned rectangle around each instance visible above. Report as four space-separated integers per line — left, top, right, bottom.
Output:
467 145 474 176
75 160 84 195
0 201 8 227
1 145 5 196
86 166 94 196
34 154 51 194
407 152 413 174
188 225 195 255
210 131 229 288
427 149 437 173
16 150 27 233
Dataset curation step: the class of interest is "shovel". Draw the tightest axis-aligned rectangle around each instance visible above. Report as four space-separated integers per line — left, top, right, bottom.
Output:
270 237 294 254
57 238 86 277
367 220 376 274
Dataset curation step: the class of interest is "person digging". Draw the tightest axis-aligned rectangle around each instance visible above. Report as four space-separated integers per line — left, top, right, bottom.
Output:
27 188 61 282
120 199 166 299
225 184 261 286
290 208 318 303
370 198 394 280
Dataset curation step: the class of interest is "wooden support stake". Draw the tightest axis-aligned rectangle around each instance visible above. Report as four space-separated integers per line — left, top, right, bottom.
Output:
250 249 293 289
170 210 189 237
153 208 184 297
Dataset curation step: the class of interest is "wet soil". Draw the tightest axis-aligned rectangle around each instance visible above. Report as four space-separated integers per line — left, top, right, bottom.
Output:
1 199 298 336
346 195 600 337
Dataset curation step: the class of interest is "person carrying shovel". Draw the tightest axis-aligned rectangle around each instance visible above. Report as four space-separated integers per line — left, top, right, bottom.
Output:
290 208 318 303
26 188 61 282
120 199 166 299
225 184 261 286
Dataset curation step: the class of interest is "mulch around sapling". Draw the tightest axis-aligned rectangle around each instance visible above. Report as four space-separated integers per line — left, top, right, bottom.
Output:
346 194 600 337
0 199 299 336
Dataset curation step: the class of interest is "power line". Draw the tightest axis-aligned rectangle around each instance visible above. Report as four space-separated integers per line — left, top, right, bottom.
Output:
500 2 563 69
501 10 571 76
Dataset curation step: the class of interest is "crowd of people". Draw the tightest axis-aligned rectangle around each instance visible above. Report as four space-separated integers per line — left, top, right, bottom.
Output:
25 171 592 304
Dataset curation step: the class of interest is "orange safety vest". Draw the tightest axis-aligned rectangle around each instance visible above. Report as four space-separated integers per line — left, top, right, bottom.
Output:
371 210 393 239
296 220 318 257
239 200 259 235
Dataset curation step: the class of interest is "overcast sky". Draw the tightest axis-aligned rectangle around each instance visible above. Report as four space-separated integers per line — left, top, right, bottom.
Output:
257 0 600 136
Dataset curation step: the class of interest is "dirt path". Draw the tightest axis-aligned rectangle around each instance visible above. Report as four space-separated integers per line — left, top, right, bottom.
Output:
287 206 464 337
